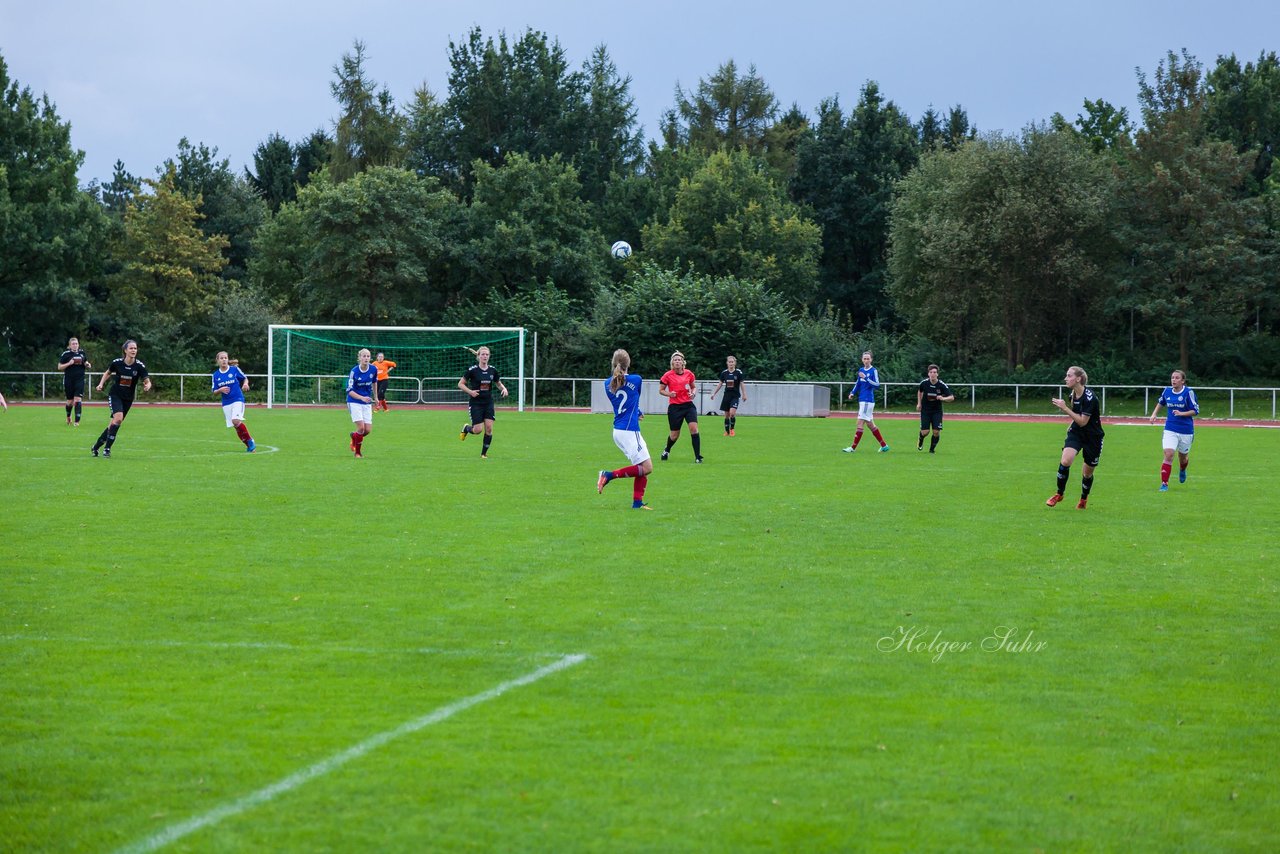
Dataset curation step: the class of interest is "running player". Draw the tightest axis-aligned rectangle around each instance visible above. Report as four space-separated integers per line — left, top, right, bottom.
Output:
597 349 653 509
346 348 376 458
843 351 889 453
1149 369 1199 492
372 352 396 412
57 336 92 426
709 355 747 436
212 351 256 452
916 364 955 453
659 351 701 462
91 339 151 458
458 346 508 459
1046 365 1104 509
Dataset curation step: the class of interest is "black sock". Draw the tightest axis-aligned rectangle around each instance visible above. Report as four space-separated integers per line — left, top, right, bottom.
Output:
730 416 735 430
74 401 82 422
665 437 676 453
692 433 702 458
1081 475 1094 498
1056 464 1070 495
104 423 120 449
930 433 939 451
482 434 492 455
66 403 73 417
918 431 926 449
94 428 109 449
725 417 731 432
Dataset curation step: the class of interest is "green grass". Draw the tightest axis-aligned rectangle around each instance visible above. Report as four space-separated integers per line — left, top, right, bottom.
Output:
2 404 1277 852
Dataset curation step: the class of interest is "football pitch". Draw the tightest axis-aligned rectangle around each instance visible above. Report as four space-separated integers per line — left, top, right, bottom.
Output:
2 404 1277 851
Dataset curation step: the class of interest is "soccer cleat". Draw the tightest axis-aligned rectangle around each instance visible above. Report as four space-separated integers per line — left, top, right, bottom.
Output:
91 446 99 457
354 449 363 459
480 453 488 459
460 422 471 441
729 429 735 436
632 502 652 510
1179 468 1187 484
929 449 936 454
918 442 924 451
1159 483 1168 492
1076 498 1087 510
725 431 731 437
597 471 610 494
246 439 256 453
879 444 891 453
1045 494 1063 507
841 446 856 453
102 448 111 458
660 451 669 461
695 456 704 464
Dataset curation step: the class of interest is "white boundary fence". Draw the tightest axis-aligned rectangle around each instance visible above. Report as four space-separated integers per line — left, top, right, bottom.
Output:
4 373 1279 419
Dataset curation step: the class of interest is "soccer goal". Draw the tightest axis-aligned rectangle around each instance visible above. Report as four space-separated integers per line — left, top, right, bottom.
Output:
266 325 526 409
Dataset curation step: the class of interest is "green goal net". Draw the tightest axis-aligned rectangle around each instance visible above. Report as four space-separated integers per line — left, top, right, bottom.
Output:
267 326 526 408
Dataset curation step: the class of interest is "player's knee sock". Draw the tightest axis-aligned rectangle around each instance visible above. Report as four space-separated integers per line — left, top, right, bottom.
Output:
66 403 73 418
871 427 885 446
691 433 702 458
918 430 926 449
74 401 82 422
1161 462 1172 485
482 434 492 455
633 475 647 502
730 416 736 430
94 428 109 449
1056 464 1070 495
853 428 863 448
1081 475 1094 498
724 417 730 433
930 433 940 452
355 432 365 448
665 437 676 453
104 423 120 449
235 422 252 444
614 464 640 479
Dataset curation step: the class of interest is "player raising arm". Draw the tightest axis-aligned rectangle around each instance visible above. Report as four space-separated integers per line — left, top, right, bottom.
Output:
1046 365 1104 509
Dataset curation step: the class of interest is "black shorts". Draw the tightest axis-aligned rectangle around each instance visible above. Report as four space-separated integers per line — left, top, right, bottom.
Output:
1063 432 1103 467
667 402 698 430
109 394 134 418
376 379 389 400
720 395 740 413
919 409 943 430
65 378 85 399
469 398 496 424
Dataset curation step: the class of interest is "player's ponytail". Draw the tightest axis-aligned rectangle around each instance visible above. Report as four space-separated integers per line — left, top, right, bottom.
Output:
610 349 631 393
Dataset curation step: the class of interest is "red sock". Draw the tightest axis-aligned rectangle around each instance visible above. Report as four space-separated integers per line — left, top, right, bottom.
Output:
871 427 885 446
633 475 647 502
853 429 864 448
613 464 641 479
355 432 365 448
235 422 251 443
1161 463 1172 485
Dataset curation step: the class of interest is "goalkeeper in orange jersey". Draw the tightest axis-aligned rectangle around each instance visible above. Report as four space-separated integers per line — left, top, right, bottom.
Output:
372 352 396 412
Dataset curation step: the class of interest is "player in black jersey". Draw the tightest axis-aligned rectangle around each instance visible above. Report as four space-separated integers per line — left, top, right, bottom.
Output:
57 336 92 425
915 365 955 452
709 355 747 436
458 346 509 458
1046 365 1104 509
91 339 151 457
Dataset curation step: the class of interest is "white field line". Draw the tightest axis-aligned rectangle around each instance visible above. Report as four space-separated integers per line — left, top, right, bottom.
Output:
114 653 588 854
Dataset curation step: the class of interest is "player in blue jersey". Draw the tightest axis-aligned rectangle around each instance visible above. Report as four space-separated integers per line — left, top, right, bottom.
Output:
1149 369 1199 491
842 351 889 453
596 349 653 509
346 348 376 458
212 351 255 452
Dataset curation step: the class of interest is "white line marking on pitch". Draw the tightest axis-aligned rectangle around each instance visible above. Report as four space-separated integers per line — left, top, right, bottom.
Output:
114 653 587 854
0 634 479 657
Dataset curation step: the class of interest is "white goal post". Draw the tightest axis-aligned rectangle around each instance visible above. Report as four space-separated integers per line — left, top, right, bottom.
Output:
266 325 526 410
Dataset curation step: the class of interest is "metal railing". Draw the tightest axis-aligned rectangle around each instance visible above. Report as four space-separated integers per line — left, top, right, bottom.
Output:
3 372 1277 419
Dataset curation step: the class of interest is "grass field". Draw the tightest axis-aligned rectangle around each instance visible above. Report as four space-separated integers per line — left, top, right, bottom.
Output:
2 403 1277 852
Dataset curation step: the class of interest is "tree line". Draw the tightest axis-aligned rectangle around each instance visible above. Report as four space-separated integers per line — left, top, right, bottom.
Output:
1 35 1277 386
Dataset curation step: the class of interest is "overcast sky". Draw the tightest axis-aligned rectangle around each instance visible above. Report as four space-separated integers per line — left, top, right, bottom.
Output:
3 0 1277 187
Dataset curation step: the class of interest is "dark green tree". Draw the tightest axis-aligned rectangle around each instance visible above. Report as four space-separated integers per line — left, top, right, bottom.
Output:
329 40 405 182
246 133 298 212
1205 51 1280 194
101 160 140 217
791 82 919 323
163 138 266 283
917 107 944 150
943 105 976 151
294 129 331 189
644 147 822 306
569 44 645 204
1117 50 1266 371
661 60 779 157
0 54 107 362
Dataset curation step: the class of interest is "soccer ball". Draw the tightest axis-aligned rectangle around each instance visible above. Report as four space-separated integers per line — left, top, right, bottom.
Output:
610 240 632 260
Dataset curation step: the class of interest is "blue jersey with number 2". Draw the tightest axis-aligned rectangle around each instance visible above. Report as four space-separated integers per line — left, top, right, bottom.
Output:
605 374 643 431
